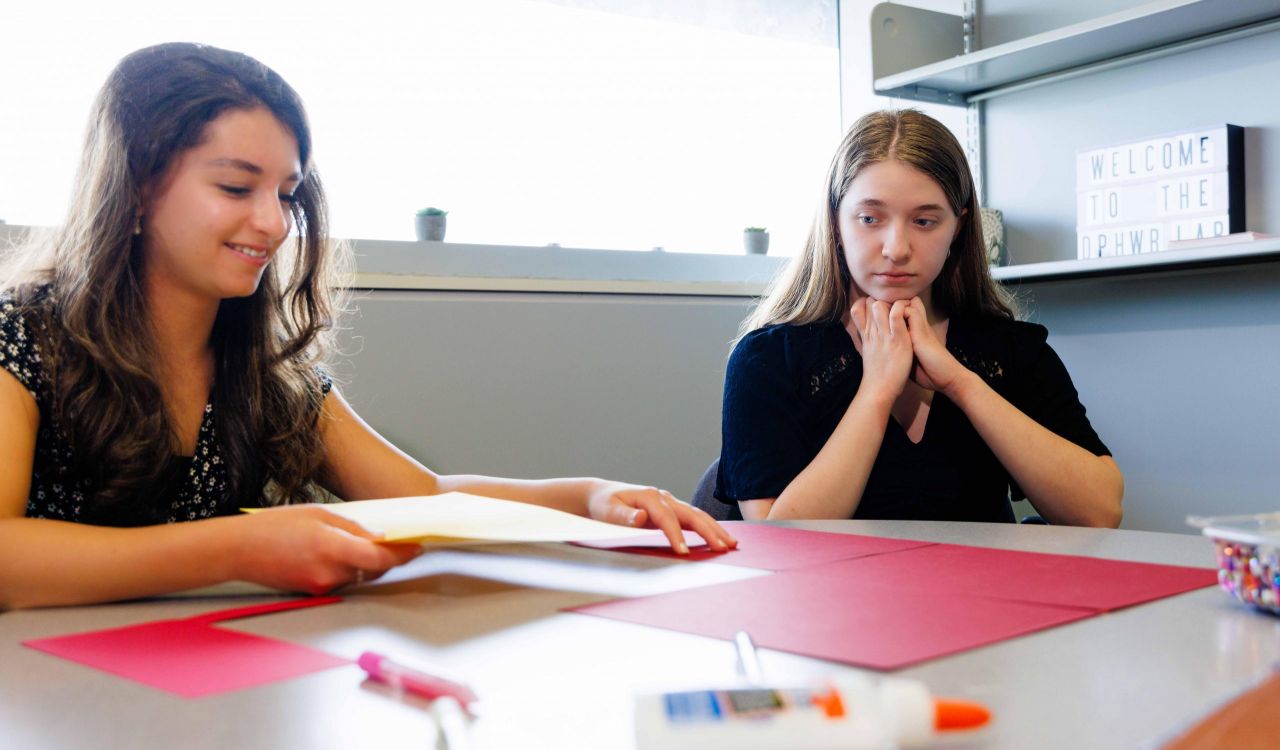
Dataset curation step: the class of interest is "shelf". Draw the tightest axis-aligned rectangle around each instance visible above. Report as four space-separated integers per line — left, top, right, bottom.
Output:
872 0 1280 104
992 238 1280 283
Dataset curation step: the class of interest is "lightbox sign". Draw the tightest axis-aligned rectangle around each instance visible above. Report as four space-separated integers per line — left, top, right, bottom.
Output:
1076 125 1243 258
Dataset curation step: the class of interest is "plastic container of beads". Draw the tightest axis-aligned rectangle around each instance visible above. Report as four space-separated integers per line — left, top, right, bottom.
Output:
1188 512 1280 616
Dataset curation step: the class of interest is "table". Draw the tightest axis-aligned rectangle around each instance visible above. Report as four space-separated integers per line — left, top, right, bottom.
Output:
2 521 1276 749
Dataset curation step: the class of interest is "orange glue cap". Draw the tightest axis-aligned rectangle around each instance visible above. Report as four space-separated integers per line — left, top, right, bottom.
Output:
935 698 992 731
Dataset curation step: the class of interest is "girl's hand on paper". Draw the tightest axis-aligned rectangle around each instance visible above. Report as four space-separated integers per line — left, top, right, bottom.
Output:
233 505 422 594
586 482 738 555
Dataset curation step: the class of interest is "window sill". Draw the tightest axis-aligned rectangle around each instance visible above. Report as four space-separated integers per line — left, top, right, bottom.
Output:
346 238 784 296
0 226 786 297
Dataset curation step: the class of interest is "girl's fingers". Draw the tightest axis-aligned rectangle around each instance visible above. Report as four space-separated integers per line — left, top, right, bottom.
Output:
901 299 919 327
304 506 386 541
847 299 868 351
623 489 739 555
903 297 927 330
598 497 645 527
380 542 426 566
889 299 908 334
340 545 422 586
850 298 869 333
643 493 691 554
849 296 870 322
678 505 737 551
326 525 422 573
656 489 736 552
869 299 890 332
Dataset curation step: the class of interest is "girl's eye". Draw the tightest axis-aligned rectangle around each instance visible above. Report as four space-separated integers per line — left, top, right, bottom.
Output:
915 218 938 228
857 215 877 225
221 185 298 204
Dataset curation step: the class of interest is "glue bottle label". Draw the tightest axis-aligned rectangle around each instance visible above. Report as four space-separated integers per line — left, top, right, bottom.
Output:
662 688 815 723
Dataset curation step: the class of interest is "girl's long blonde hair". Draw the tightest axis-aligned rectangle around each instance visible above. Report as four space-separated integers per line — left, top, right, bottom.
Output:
743 109 1014 336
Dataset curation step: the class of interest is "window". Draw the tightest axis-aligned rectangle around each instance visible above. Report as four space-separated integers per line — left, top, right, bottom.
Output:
1 1 839 256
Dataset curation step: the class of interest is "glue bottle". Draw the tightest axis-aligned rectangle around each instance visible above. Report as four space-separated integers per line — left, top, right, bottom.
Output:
634 675 991 750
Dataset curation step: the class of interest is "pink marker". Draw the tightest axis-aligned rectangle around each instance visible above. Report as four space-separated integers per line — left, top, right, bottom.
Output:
358 651 479 709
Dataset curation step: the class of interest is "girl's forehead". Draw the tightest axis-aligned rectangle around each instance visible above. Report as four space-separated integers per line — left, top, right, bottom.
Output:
842 160 950 208
190 107 301 174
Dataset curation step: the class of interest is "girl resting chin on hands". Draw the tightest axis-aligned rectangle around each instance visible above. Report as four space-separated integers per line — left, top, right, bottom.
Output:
715 109 1123 527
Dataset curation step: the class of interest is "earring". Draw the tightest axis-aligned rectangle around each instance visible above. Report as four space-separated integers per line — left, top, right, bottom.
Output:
133 216 142 236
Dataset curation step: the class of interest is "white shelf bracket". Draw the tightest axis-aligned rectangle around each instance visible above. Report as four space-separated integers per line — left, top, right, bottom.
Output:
963 0 979 53
967 100 985 208
870 2 966 105
964 0 984 205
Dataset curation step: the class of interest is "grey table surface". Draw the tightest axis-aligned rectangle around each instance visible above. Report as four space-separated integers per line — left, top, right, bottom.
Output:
2 520 1276 749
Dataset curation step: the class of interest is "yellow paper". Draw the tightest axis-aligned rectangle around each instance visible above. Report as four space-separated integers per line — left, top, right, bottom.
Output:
248 492 656 544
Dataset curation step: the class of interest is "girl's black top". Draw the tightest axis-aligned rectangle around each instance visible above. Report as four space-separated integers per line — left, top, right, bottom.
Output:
0 290 330 527
716 317 1110 522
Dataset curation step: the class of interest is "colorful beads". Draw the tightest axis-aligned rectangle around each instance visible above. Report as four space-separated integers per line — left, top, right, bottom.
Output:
1213 539 1280 616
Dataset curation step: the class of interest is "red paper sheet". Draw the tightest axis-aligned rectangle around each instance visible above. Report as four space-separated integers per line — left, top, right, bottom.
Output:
573 567 1094 670
572 536 1218 670
576 522 933 570
24 597 349 698
828 543 1217 612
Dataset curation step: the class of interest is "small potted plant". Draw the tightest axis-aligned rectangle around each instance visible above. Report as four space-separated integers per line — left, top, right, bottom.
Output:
743 226 769 255
415 207 448 242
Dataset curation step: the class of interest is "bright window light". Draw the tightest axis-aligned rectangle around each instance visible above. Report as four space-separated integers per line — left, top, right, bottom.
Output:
2 1 839 255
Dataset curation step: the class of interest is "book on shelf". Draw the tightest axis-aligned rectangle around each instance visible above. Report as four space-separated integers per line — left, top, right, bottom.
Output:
1167 232 1275 251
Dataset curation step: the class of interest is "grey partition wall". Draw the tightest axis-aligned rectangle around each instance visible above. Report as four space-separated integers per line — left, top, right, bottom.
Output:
1012 265 1280 533
333 290 755 502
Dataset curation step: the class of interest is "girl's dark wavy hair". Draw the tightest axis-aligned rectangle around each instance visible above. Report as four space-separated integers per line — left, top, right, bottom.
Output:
11 42 348 519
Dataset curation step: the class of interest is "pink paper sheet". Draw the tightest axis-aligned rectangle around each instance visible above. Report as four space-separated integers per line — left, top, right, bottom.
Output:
576 522 933 570
573 566 1094 670
828 543 1217 612
24 597 349 698
572 535 1218 670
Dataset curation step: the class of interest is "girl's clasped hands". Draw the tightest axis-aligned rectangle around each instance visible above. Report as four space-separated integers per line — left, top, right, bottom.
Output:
844 295 966 400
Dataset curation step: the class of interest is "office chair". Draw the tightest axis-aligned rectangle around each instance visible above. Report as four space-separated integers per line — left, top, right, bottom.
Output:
1012 486 1048 524
690 458 742 522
